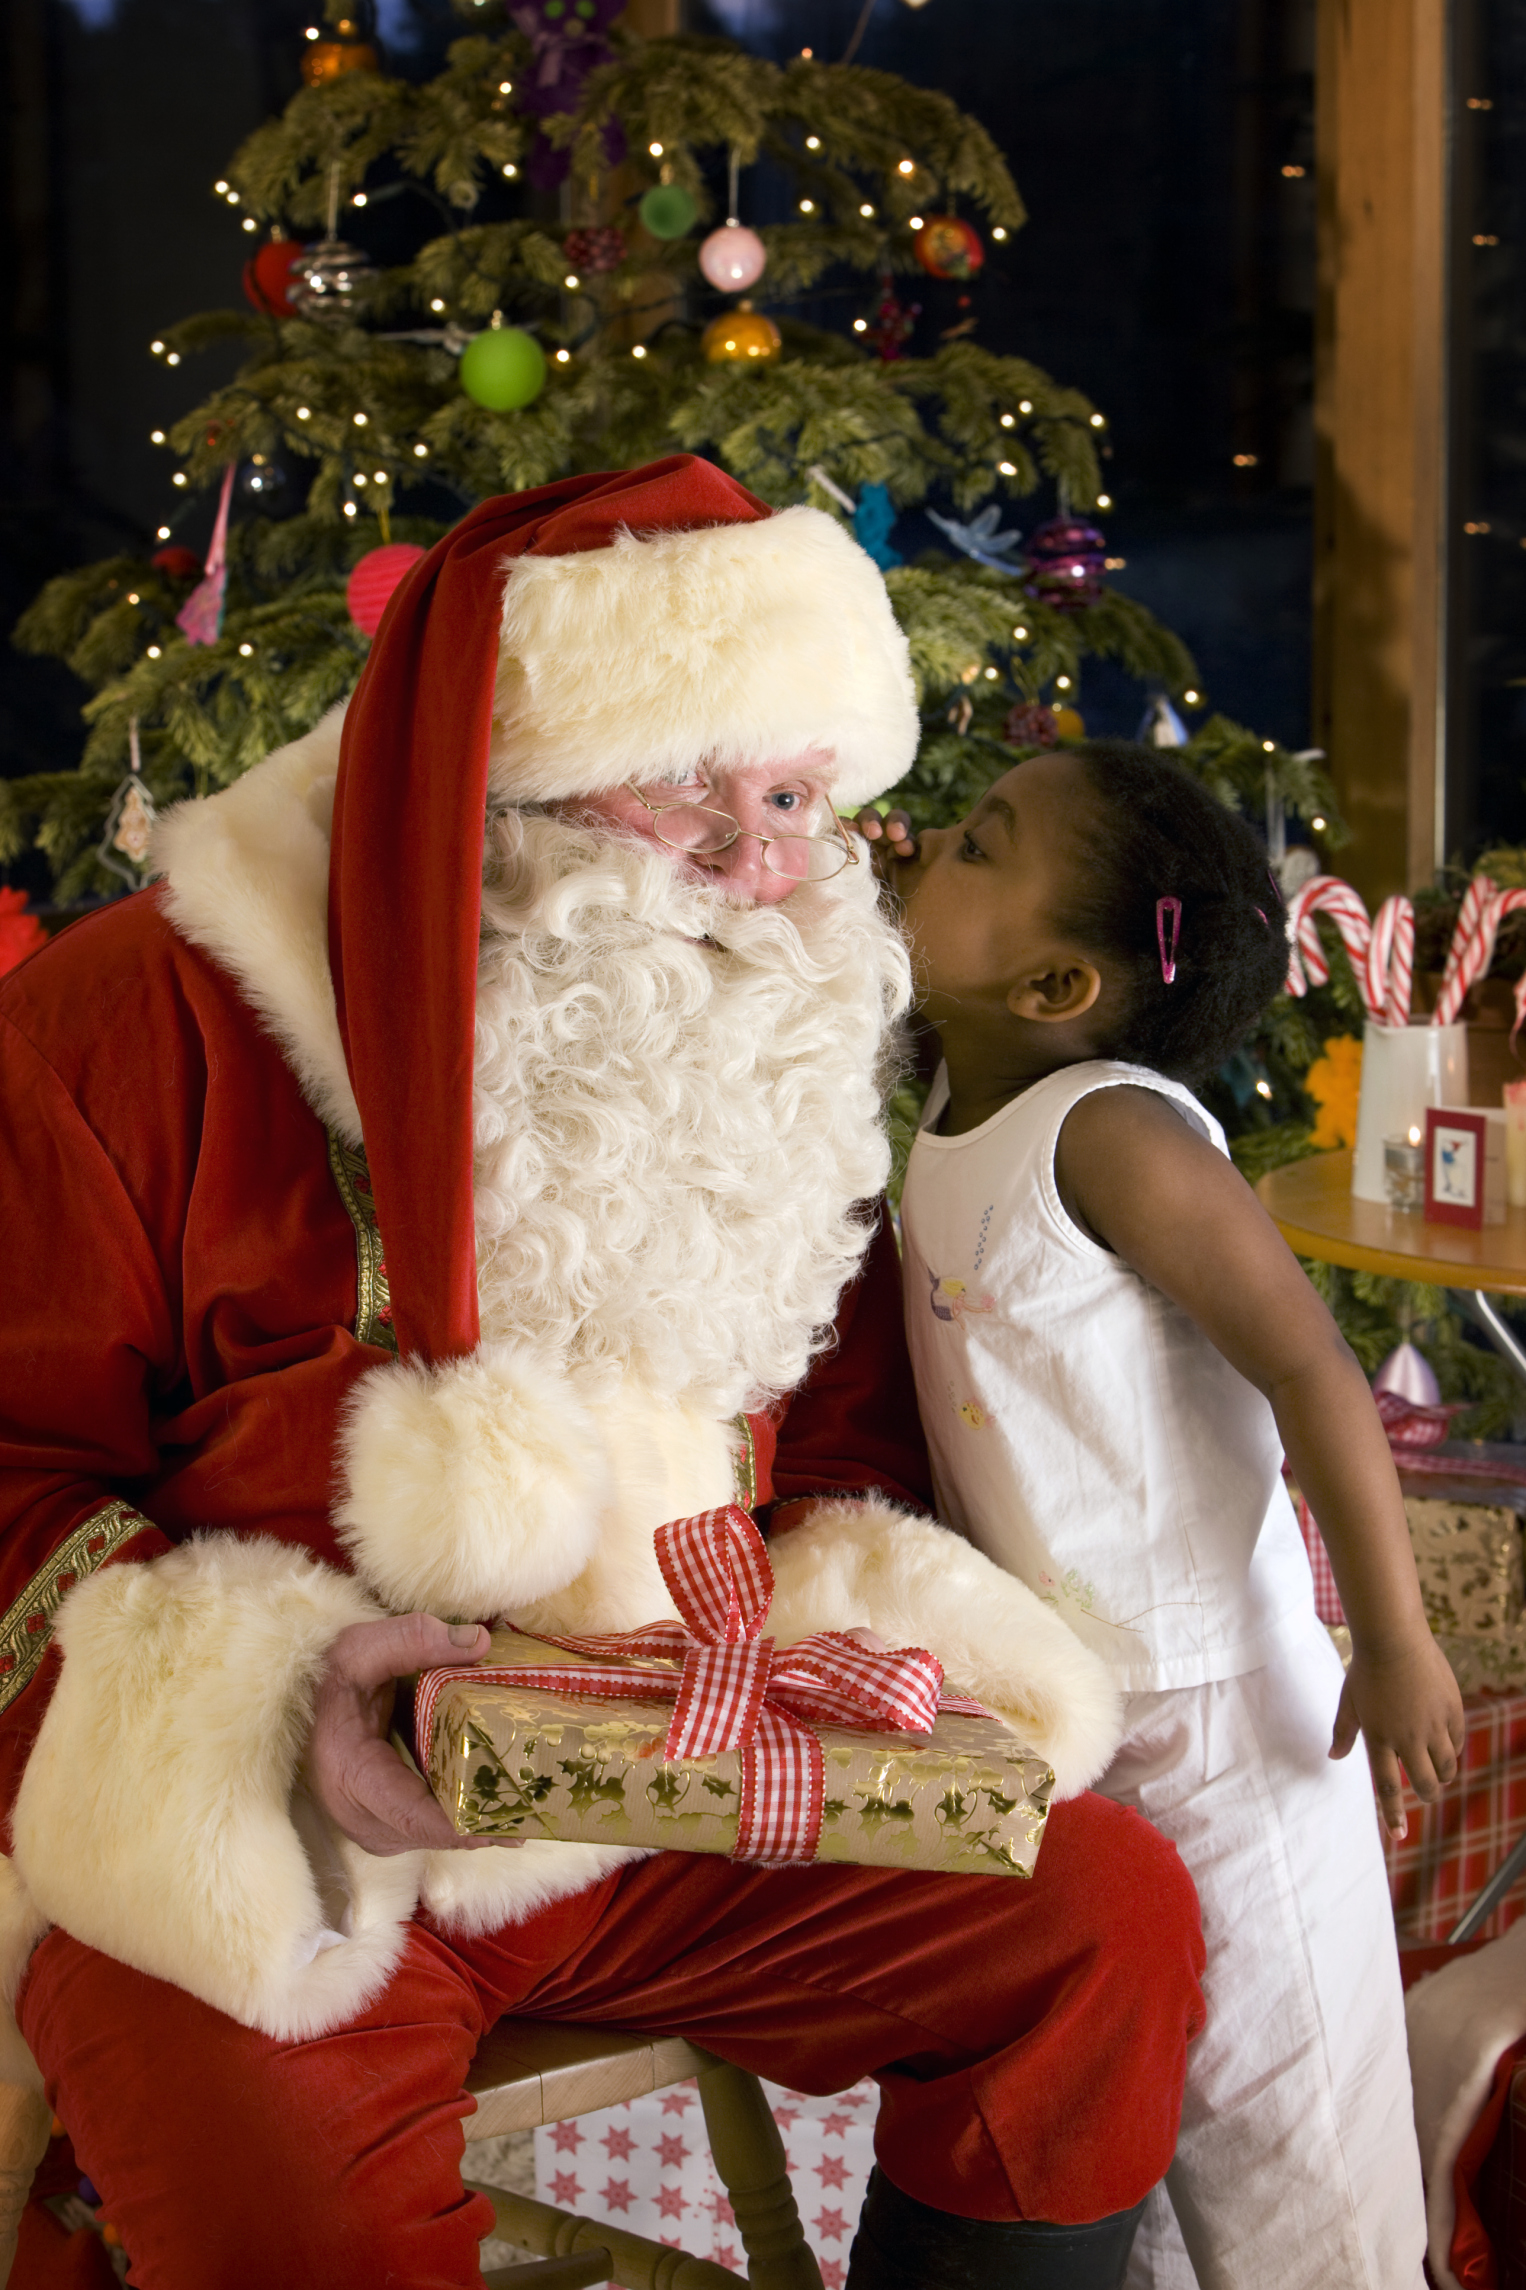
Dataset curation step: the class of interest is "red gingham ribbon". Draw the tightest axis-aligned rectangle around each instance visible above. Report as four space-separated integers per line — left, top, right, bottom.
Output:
416 1506 964 1865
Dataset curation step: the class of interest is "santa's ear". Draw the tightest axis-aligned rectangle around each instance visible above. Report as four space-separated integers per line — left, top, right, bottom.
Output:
1007 956 1102 1024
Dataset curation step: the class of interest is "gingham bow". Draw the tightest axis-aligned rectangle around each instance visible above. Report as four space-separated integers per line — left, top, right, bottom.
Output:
418 1507 962 1866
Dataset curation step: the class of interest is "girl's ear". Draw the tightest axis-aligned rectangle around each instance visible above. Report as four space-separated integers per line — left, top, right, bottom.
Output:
1007 958 1103 1025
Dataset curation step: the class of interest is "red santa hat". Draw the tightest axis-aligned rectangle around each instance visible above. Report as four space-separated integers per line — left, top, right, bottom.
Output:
331 455 917 1366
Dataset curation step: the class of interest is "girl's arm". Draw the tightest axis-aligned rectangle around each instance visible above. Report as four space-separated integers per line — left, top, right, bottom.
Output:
1057 1083 1464 1834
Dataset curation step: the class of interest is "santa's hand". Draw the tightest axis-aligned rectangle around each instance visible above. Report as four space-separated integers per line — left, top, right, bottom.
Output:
304 1613 502 1857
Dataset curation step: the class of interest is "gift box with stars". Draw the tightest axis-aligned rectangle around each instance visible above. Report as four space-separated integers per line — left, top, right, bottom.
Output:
534 2076 878 2288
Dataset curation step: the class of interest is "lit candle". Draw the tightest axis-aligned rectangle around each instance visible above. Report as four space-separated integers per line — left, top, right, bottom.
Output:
1384 1127 1425 1213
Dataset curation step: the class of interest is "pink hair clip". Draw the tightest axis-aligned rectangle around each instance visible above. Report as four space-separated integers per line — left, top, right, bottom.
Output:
1156 895 1182 984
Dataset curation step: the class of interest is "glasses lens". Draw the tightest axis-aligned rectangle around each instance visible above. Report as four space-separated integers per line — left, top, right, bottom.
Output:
762 835 850 882
654 804 738 855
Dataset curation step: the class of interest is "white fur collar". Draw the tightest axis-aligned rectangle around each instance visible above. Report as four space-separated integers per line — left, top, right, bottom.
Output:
152 706 362 1144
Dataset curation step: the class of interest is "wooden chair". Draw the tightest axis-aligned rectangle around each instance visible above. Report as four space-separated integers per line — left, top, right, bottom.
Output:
464 2019 823 2289
0 2020 825 2290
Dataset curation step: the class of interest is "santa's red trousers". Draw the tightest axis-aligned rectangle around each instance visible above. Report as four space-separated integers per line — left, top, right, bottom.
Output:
18 1795 1203 2290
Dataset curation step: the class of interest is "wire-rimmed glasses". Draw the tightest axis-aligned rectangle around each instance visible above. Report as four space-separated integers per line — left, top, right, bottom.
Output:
623 781 859 884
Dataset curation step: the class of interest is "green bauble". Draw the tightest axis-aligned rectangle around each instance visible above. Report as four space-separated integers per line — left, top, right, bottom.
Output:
639 184 698 241
459 325 547 411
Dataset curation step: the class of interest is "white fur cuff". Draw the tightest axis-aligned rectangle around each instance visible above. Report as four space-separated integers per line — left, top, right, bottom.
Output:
8 1538 421 2042
335 1345 610 1619
765 1501 1123 1798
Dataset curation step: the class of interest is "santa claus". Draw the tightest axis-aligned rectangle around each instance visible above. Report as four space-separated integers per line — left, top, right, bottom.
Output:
0 459 1202 2288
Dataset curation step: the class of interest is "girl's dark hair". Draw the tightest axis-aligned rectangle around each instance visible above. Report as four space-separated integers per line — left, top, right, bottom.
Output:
1048 739 1288 1082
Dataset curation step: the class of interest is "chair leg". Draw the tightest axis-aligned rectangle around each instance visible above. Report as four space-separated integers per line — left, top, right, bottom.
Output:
0 2084 52 2290
696 2063 824 2290
468 2183 738 2289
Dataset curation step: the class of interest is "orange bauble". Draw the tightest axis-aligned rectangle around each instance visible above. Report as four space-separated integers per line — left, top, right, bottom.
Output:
700 300 781 364
912 214 985 282
301 21 379 84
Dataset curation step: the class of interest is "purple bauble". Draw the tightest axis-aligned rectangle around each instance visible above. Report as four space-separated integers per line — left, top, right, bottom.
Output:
699 223 767 292
1022 515 1109 609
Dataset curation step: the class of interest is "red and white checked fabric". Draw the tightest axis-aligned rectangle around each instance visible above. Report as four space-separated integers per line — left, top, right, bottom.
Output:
532 2074 879 2289
1386 1689 1526 1943
417 1508 964 1867
1288 1480 1346 1627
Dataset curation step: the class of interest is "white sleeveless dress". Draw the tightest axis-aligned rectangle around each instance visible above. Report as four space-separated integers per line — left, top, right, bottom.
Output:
901 1060 1425 2290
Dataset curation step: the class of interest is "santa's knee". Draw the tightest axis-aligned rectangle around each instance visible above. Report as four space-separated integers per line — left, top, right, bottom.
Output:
1038 1792 1205 2014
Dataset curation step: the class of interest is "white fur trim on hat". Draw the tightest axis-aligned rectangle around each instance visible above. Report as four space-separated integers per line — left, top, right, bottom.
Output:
488 506 917 813
765 1500 1123 1799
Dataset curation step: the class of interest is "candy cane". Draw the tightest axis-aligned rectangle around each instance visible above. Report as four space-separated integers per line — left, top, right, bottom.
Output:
1433 883 1526 1027
1433 875 1498 1025
1365 894 1415 1029
1286 876 1374 1008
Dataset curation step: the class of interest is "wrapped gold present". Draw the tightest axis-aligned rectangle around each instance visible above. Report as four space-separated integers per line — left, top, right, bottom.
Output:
1405 1497 1524 1641
419 1508 1053 1880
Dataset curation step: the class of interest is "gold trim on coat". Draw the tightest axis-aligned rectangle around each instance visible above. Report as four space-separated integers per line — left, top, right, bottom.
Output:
327 1131 398 1355
0 1499 151 1714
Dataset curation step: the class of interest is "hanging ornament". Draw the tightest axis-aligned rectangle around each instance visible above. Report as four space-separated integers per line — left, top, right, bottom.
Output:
1003 700 1060 750
1138 694 1188 748
151 545 203 581
1022 515 1109 609
928 503 1025 572
459 315 547 409
346 542 427 637
98 718 159 890
0 889 47 981
699 223 767 292
290 239 376 320
640 183 698 241
700 300 781 364
699 149 766 291
175 465 236 647
913 214 985 283
563 225 626 275
867 272 919 361
510 0 622 186
239 454 286 500
853 483 902 570
290 163 376 322
242 236 306 319
301 18 379 86
1052 704 1086 741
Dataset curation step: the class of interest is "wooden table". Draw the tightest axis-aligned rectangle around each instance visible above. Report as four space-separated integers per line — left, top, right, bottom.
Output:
1255 1147 1526 1375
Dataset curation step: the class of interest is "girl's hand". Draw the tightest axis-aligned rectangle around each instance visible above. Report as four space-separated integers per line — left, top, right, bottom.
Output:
853 806 917 883
1330 1628 1465 1838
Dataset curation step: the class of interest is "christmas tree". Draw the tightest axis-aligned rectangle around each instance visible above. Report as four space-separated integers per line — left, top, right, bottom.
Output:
4 2 1328 906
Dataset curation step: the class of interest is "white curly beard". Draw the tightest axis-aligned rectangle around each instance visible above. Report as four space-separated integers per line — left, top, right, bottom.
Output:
471 812 911 1417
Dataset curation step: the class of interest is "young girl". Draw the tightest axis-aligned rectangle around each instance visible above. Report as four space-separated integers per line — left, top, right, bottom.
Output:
864 741 1464 2290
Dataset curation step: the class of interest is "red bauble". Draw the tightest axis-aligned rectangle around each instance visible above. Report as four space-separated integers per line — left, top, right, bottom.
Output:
1002 701 1059 750
563 226 627 275
151 546 204 581
1021 516 1109 610
912 215 984 283
243 238 307 319
346 543 427 637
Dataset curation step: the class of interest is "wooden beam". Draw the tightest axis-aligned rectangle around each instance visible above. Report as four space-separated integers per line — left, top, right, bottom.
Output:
1313 0 1451 903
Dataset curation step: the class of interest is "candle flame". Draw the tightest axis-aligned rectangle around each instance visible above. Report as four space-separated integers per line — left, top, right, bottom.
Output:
1408 1126 1422 1146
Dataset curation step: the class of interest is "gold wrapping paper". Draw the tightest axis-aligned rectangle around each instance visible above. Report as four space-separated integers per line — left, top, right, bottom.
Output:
1405 1498 1525 1641
423 1630 1053 1878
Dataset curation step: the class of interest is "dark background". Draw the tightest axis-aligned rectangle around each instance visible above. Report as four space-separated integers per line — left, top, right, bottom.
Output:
1 0 1321 887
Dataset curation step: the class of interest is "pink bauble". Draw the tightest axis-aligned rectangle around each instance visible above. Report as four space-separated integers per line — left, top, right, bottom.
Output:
346 542 427 637
1372 1340 1441 1408
698 223 767 292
